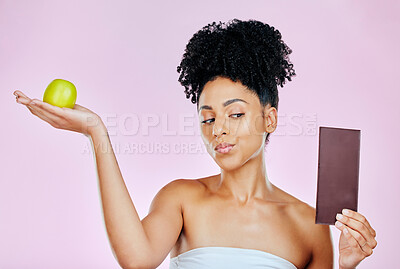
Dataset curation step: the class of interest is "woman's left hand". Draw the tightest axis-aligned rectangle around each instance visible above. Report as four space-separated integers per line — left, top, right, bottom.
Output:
335 209 377 269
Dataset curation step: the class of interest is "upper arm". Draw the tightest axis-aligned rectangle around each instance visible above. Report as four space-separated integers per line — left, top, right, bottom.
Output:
306 222 334 269
138 179 185 268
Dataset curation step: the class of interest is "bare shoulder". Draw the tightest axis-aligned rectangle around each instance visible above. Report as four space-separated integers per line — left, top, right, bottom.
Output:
299 204 334 268
273 186 328 233
292 202 332 242
274 186 333 248
162 177 205 192
281 193 333 268
285 195 331 241
156 177 205 202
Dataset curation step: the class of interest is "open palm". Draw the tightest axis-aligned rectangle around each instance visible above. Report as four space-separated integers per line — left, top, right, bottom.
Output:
14 90 103 136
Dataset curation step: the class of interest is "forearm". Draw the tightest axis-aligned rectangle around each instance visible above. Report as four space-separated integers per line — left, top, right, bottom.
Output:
88 123 150 268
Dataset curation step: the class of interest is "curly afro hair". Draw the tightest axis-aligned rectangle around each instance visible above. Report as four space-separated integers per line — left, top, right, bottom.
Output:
177 18 296 144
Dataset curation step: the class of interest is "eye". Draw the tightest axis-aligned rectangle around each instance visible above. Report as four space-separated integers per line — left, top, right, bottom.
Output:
201 118 215 124
201 113 244 124
230 113 245 118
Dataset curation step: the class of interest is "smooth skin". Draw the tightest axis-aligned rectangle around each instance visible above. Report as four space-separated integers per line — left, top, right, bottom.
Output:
13 77 377 269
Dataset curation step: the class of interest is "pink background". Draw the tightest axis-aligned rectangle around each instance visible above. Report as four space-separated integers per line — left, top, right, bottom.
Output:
2 0 399 268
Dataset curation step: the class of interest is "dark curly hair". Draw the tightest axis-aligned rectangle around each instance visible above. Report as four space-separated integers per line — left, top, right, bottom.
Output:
177 18 296 145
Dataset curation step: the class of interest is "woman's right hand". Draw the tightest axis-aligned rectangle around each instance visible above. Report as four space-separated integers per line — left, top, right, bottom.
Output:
14 90 105 137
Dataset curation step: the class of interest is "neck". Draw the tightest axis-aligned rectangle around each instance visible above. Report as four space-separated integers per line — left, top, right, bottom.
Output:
217 150 274 205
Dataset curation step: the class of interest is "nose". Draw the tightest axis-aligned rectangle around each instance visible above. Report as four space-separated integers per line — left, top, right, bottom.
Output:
213 118 229 140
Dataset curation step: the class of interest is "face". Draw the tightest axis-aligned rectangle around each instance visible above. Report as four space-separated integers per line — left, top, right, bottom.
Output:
198 76 277 171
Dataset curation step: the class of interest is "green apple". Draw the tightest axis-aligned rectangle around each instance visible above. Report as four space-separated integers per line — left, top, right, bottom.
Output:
43 79 77 108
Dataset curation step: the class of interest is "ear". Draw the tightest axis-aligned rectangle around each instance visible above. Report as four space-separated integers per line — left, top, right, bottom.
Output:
262 105 278 133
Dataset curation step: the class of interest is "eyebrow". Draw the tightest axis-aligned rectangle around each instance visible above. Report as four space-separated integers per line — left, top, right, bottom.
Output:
198 98 249 113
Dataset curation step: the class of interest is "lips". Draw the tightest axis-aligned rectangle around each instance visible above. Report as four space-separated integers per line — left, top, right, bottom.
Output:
214 142 235 153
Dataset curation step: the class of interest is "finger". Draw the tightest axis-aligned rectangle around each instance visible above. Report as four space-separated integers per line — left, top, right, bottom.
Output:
335 222 373 257
29 99 66 117
336 213 377 249
16 97 32 106
344 224 374 257
335 221 367 250
14 90 30 99
342 209 376 238
26 105 58 127
338 225 362 250
15 94 33 105
27 101 65 126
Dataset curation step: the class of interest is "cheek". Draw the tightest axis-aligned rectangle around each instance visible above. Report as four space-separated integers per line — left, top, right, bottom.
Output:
200 126 213 144
200 127 216 155
233 116 266 155
234 115 265 138
237 131 265 156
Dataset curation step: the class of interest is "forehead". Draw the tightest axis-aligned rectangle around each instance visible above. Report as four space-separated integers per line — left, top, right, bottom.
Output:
198 77 258 106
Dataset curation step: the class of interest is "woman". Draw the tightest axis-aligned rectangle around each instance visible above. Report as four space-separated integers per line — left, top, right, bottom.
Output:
14 19 377 269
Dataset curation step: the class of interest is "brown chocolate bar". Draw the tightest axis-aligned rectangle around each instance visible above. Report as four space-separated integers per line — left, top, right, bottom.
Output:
315 126 360 225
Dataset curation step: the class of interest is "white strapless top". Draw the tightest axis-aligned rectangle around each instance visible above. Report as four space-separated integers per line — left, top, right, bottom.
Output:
169 246 297 269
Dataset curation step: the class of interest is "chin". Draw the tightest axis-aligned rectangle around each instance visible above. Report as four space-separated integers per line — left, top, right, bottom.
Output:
214 157 244 172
